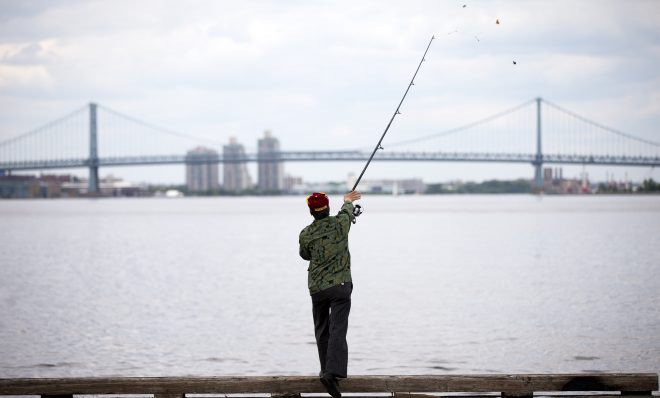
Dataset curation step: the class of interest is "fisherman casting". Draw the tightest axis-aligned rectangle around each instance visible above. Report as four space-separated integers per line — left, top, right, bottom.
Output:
297 37 432 398
299 191 362 398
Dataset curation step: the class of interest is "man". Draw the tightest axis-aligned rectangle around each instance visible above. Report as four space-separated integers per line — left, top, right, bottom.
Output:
299 191 362 398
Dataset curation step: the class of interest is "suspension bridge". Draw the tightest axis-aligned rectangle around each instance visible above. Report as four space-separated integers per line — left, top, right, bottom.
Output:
0 98 658 193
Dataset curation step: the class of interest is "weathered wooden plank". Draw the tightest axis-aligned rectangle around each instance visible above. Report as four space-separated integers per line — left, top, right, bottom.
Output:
379 396 652 398
350 395 657 398
501 392 533 398
154 394 184 398
358 374 658 393
547 396 655 398
0 374 656 395
394 394 447 398
266 395 654 398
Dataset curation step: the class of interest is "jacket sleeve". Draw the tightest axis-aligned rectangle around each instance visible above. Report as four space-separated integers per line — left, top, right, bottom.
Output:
299 231 311 260
336 201 355 234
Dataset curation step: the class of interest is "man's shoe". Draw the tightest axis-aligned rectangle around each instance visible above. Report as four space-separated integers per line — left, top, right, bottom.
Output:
320 373 341 398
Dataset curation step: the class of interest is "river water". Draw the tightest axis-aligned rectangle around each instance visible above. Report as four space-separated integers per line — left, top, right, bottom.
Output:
0 195 659 378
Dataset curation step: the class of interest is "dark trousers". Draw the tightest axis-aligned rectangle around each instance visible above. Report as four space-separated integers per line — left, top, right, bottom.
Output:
311 282 352 378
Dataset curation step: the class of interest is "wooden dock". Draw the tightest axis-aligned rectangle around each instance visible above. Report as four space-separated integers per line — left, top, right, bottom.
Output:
0 374 657 398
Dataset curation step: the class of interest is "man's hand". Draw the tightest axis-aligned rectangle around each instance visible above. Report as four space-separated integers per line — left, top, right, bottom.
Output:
344 191 362 203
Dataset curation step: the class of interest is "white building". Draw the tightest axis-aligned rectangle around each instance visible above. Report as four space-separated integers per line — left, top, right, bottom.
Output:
347 173 425 194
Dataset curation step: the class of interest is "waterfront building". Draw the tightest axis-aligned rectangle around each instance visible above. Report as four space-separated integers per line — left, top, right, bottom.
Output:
346 173 425 194
301 181 347 195
61 174 148 197
257 130 284 192
0 173 147 198
543 167 554 183
542 167 591 194
284 174 304 194
185 146 220 192
223 137 252 192
0 175 40 198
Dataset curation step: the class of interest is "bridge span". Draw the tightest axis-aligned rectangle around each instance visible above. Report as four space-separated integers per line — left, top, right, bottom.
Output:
1 98 659 192
2 151 659 172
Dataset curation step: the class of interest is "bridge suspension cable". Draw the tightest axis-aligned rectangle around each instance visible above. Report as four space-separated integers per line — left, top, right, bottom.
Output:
0 105 87 147
380 99 536 149
372 98 659 161
0 105 88 164
2 99 658 173
542 100 660 159
543 100 660 147
98 105 227 148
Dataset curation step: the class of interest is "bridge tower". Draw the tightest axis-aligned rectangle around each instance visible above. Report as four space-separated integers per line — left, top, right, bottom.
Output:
533 97 543 191
88 102 100 194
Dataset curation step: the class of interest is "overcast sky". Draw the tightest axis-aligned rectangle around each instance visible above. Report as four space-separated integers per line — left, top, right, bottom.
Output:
1 0 659 184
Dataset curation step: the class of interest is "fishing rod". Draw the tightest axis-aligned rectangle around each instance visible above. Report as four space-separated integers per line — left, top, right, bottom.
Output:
351 35 435 192
350 35 434 223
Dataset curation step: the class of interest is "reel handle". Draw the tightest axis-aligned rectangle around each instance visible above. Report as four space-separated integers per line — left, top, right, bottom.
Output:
351 204 363 224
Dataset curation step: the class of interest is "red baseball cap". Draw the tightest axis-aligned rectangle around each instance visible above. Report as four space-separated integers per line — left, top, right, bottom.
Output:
306 192 329 212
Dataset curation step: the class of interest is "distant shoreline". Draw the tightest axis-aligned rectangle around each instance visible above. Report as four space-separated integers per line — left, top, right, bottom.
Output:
2 192 660 201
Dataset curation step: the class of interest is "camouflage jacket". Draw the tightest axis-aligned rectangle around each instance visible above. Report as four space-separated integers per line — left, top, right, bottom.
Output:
299 201 355 295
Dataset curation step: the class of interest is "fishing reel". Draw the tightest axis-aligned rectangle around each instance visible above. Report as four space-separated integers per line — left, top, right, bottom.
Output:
351 204 363 224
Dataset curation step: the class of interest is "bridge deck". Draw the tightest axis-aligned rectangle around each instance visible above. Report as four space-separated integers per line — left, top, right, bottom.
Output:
2 152 659 171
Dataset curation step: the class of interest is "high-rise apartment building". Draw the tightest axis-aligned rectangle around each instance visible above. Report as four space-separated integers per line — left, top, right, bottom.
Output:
257 130 284 192
185 146 219 192
223 137 252 192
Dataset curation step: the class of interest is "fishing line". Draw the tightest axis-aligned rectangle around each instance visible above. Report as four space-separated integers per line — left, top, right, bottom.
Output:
351 35 435 192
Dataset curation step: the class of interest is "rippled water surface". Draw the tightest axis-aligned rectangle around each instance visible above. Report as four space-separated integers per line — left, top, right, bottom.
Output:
1 195 659 377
